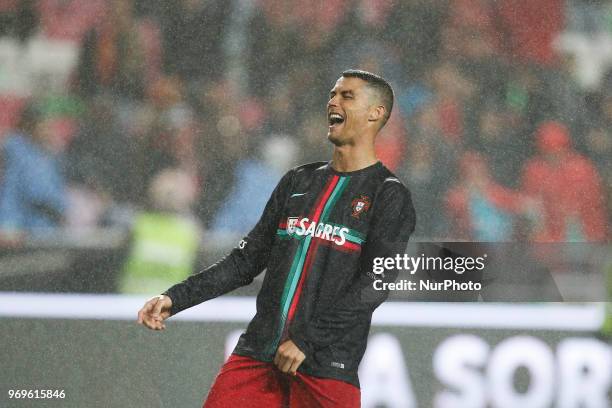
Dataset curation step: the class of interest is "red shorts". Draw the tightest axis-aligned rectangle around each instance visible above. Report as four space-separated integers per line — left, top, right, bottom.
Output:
203 354 360 408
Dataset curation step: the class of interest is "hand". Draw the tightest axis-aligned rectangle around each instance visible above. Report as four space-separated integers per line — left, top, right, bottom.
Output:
274 340 305 375
137 295 172 330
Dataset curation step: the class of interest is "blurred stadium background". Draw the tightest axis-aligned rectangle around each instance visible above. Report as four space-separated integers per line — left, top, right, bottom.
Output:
0 0 610 407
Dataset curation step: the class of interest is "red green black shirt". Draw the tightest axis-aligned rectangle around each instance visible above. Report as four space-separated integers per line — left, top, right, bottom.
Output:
163 161 416 387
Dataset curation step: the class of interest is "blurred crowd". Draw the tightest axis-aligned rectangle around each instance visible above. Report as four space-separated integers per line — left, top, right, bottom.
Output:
0 0 611 243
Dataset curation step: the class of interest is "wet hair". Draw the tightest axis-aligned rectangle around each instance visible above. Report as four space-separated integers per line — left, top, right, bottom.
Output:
341 69 394 127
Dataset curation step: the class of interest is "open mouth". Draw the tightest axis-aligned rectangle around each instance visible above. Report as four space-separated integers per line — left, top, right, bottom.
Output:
328 112 345 127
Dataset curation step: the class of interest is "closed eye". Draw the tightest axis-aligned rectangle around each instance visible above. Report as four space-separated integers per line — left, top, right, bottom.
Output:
329 90 354 99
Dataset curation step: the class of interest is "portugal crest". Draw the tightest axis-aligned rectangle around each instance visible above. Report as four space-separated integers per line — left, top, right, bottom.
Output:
351 195 371 218
287 217 299 234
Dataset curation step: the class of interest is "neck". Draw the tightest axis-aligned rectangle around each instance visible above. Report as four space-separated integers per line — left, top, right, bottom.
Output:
331 142 378 173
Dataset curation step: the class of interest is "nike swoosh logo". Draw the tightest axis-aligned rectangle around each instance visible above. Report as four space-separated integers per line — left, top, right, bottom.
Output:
290 193 307 198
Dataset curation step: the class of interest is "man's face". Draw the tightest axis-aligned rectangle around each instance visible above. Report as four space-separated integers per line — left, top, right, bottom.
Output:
327 76 375 145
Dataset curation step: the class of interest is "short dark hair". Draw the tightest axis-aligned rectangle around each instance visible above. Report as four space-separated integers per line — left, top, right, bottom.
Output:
341 69 394 127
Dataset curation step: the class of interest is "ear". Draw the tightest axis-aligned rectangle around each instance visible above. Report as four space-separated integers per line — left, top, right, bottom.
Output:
368 104 386 123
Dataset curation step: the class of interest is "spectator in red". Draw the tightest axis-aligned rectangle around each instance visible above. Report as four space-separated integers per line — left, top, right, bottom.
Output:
38 0 105 43
446 151 534 241
428 62 476 143
445 0 502 59
521 121 608 242
374 105 406 173
497 0 564 67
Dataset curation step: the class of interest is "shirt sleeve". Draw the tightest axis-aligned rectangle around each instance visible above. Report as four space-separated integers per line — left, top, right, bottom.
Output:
289 180 416 356
161 169 294 316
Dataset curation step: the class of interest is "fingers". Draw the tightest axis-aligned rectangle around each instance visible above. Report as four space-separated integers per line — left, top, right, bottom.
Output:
288 358 303 376
274 341 305 375
274 350 290 374
137 298 155 324
137 297 167 331
152 296 163 319
137 298 156 325
280 356 293 374
274 353 302 375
